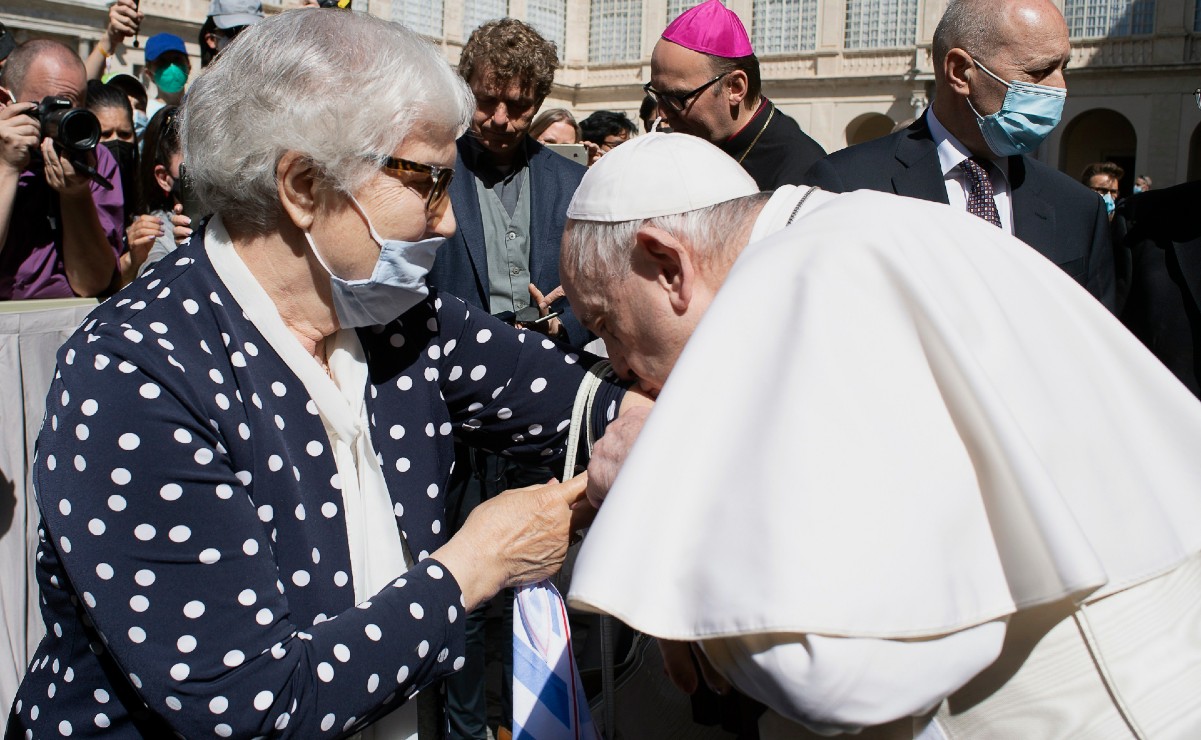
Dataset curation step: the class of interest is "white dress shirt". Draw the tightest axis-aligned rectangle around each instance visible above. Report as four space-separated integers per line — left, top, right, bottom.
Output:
926 109 1014 236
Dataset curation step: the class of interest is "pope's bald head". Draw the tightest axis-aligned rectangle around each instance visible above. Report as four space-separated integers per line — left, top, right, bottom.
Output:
933 0 1068 79
0 39 87 105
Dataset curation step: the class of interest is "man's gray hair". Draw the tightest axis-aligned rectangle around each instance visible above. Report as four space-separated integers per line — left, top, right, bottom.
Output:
182 8 474 233
562 193 770 280
932 0 997 74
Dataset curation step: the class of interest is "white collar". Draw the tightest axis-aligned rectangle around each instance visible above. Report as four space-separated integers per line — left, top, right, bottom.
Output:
926 109 1009 184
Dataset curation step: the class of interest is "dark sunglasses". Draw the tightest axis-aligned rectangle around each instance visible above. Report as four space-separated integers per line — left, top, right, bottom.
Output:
643 73 728 113
381 156 454 216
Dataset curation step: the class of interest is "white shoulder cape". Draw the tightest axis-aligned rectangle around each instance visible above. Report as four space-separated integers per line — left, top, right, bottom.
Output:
567 189 1201 640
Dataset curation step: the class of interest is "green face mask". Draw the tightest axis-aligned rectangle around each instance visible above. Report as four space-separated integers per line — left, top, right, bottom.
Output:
153 63 188 95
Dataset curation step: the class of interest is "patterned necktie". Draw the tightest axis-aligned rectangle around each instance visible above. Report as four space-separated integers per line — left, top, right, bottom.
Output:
961 157 1002 228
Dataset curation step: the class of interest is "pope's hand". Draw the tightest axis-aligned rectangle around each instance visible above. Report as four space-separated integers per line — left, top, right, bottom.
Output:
585 404 650 507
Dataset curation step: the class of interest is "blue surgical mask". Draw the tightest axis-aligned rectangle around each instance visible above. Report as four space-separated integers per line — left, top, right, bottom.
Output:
134 109 149 140
1102 192 1115 216
966 58 1066 158
1132 185 1143 194
305 196 444 328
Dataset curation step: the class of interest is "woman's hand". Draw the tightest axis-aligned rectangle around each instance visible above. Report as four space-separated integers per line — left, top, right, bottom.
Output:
169 203 193 245
433 474 588 612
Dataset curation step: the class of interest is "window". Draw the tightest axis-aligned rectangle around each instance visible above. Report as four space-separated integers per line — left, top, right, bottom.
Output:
843 0 918 49
589 0 643 64
666 0 719 24
392 0 444 38
527 0 567 55
1064 0 1155 38
463 0 507 39
753 0 818 54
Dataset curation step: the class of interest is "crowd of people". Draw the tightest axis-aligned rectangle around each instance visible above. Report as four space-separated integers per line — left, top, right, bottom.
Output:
2 0 1201 737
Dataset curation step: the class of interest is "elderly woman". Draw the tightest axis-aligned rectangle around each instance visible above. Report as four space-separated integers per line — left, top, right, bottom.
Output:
8 10 645 737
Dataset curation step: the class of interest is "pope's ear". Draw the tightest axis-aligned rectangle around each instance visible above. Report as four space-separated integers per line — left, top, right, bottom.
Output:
634 225 694 314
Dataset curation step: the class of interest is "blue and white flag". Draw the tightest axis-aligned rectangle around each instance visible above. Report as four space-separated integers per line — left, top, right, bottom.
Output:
513 579 599 740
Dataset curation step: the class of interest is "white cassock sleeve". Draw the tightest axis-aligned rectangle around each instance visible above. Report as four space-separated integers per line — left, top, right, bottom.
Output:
700 621 1007 735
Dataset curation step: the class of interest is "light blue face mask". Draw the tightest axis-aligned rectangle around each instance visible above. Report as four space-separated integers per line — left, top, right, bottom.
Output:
305 197 445 328
1132 185 1143 194
966 57 1066 158
133 109 149 140
1102 192 1116 216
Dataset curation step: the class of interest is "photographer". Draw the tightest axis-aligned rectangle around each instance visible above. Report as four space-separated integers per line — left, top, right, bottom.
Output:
0 40 123 299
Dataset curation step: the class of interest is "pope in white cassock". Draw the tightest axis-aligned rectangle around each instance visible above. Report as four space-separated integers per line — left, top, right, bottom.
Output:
560 133 1201 739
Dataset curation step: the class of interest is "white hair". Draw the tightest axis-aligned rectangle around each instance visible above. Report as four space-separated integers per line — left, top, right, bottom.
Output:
181 8 474 233
562 193 770 280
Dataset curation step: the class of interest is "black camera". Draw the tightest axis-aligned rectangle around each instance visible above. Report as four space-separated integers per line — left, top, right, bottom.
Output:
29 96 101 156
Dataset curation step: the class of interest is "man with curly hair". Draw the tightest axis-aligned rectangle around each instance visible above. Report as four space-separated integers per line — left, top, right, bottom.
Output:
426 18 589 740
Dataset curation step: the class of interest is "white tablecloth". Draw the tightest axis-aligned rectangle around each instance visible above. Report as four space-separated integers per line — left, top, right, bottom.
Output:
0 299 95 713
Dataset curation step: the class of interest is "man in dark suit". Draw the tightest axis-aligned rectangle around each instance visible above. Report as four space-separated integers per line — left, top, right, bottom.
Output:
804 0 1116 312
426 18 586 740
1115 181 1201 399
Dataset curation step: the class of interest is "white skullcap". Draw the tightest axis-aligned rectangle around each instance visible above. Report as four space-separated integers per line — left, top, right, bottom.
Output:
566 132 759 222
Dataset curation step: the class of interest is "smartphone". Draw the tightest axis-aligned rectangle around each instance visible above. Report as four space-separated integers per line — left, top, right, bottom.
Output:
545 143 588 166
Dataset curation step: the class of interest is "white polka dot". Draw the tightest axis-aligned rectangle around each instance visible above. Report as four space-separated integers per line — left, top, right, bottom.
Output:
118 361 136 374
294 504 306 520
135 569 155 587
497 408 513 420
318 662 335 682
80 399 98 416
396 665 409 683
470 365 487 381
74 455 86 471
448 605 458 623
396 375 413 391
410 603 424 619
321 502 338 518
169 663 189 681
253 690 273 711
256 608 272 625
58 720 72 735
389 424 405 440
528 424 543 436
396 457 411 472
177 635 196 653
183 600 205 618
129 595 149 612
243 539 259 556
94 713 110 728
93 354 110 371
271 381 287 397
334 571 349 587
96 563 114 580
236 470 252 486
215 484 233 499
182 299 199 314
333 643 351 662
245 342 259 357
268 455 283 472
209 696 228 714
292 570 310 586
123 328 143 343
417 640 429 658
448 365 463 381
306 440 323 456
75 424 89 441
364 624 382 641
476 329 492 343
94 688 109 704
258 505 274 523
439 422 452 435
58 499 71 516
223 650 244 668
110 468 131 485
271 643 286 659
274 414 285 430
87 519 105 536
138 383 160 399
168 525 191 543
437 648 449 663
424 367 439 382
367 673 380 693
133 524 155 541
427 345 441 360
426 483 439 498
214 393 230 410
431 519 442 534
107 495 126 512
199 548 221 564
215 724 231 737
389 333 405 348
237 423 250 440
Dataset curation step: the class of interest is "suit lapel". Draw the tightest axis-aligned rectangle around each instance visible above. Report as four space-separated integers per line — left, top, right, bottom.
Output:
891 117 951 204
526 144 548 286
451 139 490 296
1009 156 1056 254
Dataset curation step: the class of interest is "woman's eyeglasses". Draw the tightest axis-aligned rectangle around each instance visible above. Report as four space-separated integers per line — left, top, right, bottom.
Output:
381 156 454 217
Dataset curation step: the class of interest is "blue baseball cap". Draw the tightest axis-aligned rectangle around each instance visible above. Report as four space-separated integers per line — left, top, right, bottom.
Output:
145 33 187 62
